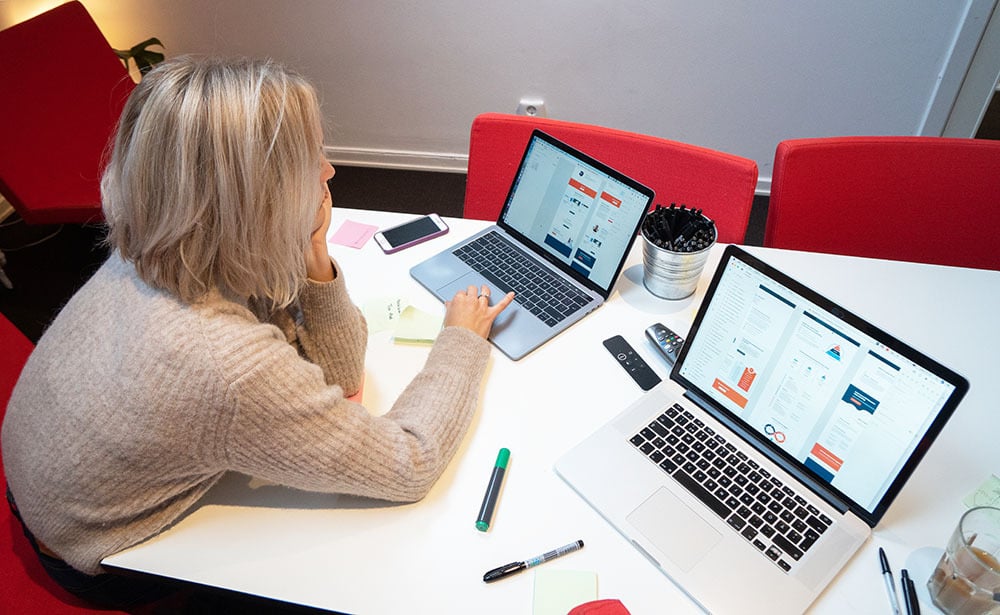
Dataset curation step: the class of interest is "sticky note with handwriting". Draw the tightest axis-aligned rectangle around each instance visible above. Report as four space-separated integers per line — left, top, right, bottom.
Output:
363 296 405 333
964 474 1000 508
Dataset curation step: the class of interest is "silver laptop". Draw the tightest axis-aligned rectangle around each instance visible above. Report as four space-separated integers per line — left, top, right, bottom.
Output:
410 130 654 360
555 245 968 614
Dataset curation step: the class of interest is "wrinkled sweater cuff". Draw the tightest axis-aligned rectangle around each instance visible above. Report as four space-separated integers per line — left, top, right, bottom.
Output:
297 259 361 330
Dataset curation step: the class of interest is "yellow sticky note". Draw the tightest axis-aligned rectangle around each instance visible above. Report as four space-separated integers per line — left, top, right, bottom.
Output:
532 569 597 615
392 305 443 344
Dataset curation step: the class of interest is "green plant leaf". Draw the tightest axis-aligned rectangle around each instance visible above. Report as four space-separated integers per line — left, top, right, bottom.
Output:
113 37 166 76
129 37 163 55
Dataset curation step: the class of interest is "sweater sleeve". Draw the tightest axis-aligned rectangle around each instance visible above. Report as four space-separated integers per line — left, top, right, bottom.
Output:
219 323 490 502
254 259 368 395
294 272 368 394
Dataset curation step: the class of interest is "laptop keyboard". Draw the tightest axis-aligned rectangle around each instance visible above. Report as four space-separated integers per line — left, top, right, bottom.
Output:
629 403 833 573
453 231 593 327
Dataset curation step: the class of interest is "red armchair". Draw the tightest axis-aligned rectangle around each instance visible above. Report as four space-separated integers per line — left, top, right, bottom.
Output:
764 136 1000 270
464 113 759 244
0 1 135 226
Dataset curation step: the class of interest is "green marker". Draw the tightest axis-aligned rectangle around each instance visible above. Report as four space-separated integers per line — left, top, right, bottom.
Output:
476 448 510 531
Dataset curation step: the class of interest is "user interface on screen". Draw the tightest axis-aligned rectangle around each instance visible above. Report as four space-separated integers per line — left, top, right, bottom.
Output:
677 250 960 514
499 135 651 292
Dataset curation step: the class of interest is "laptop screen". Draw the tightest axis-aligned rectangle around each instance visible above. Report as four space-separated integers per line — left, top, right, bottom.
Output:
498 131 654 296
674 246 968 525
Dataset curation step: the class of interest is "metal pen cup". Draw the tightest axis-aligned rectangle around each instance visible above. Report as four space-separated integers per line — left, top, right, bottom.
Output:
641 232 715 300
640 206 716 300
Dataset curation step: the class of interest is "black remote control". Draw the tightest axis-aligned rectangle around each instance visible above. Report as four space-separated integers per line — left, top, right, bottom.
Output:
603 335 662 391
645 322 685 367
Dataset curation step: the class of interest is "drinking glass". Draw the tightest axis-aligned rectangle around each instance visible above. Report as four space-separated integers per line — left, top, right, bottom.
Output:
927 506 1000 614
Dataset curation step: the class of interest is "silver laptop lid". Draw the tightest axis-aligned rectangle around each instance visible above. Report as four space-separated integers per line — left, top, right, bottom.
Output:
672 245 969 526
496 130 654 300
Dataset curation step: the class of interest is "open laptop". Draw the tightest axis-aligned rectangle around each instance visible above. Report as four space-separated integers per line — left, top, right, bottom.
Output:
410 130 654 360
555 245 968 614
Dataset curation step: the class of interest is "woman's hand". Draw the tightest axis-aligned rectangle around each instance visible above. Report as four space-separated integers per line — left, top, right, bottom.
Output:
305 185 335 282
443 285 516 339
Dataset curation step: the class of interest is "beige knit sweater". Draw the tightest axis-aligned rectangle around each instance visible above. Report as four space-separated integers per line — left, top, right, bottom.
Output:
1 254 490 575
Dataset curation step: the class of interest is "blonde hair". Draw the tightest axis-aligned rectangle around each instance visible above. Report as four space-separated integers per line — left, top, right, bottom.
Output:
102 56 326 308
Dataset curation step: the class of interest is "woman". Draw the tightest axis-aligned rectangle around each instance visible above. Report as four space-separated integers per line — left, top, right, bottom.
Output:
1 56 513 607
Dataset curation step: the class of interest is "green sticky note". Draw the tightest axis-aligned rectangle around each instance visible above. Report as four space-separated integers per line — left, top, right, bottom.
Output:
532 569 597 615
964 474 1000 508
392 305 443 344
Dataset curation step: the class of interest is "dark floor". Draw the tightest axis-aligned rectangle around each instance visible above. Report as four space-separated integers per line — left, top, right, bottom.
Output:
0 166 768 344
976 92 1000 141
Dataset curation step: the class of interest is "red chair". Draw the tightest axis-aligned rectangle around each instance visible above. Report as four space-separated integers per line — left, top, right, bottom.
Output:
2 314 126 613
464 113 759 244
764 136 1000 270
0 1 135 225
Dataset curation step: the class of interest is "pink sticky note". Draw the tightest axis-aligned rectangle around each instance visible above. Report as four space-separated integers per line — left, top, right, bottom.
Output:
329 220 378 249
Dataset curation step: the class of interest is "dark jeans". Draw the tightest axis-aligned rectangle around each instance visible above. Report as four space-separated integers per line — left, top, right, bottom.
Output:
6 486 176 610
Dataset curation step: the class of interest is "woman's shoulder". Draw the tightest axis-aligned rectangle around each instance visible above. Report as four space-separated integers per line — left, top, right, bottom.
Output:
40 255 284 361
191 291 288 350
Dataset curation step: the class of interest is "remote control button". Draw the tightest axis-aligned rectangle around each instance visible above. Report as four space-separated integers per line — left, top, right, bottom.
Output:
645 323 685 367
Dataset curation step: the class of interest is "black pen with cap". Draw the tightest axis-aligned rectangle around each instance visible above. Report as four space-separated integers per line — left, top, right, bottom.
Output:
879 547 902 615
483 540 584 583
901 568 921 615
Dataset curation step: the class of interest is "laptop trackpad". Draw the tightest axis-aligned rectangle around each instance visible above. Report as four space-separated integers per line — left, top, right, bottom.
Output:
435 272 510 309
436 272 489 299
626 488 722 572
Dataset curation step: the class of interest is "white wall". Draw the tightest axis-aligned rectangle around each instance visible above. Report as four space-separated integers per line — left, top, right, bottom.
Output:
3 0 996 189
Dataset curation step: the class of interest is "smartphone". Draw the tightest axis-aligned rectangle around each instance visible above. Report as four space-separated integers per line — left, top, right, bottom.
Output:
373 214 449 254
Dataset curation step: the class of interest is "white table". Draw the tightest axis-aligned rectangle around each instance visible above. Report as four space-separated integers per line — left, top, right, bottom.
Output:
104 208 1000 614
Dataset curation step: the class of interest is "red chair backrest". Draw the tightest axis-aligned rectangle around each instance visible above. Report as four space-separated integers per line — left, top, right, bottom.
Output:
0 1 135 225
464 113 759 244
764 136 1000 270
